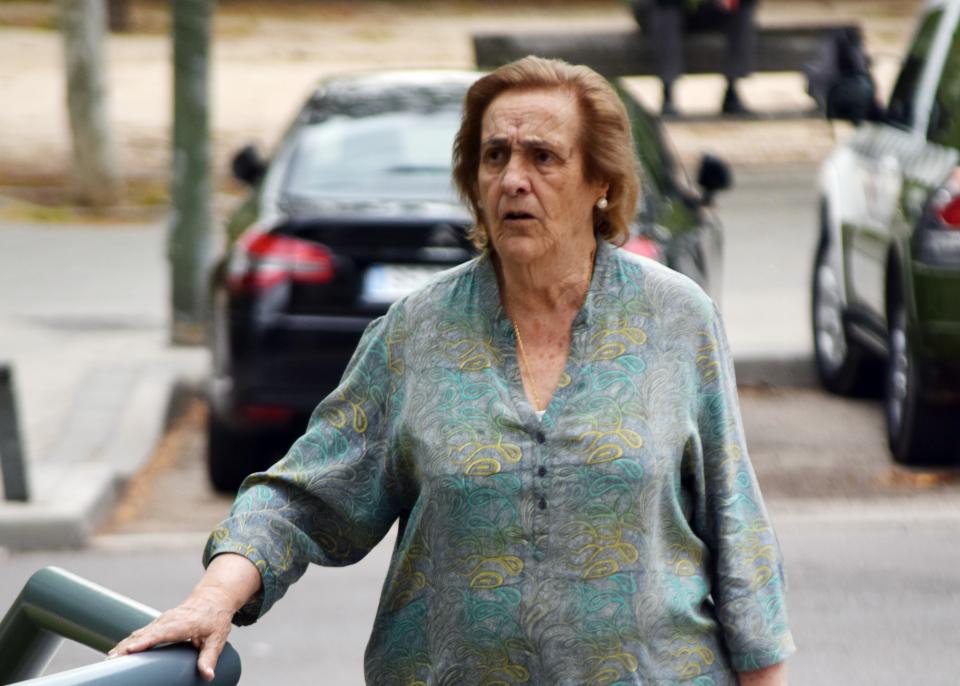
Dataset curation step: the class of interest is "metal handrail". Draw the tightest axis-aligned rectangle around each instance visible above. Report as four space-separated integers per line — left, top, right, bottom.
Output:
0 567 241 686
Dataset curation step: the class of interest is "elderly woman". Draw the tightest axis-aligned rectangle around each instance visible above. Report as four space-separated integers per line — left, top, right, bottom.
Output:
110 56 794 685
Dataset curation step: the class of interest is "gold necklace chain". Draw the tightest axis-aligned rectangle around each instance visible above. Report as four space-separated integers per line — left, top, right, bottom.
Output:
513 321 544 412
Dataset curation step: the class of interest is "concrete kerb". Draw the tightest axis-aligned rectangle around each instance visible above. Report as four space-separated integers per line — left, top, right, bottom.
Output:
0 359 207 552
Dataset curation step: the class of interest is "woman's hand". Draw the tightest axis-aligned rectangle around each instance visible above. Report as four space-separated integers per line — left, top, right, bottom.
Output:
107 553 261 682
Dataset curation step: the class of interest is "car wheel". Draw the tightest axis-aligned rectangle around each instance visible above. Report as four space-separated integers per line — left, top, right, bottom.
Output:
207 412 261 494
811 236 879 395
885 300 958 466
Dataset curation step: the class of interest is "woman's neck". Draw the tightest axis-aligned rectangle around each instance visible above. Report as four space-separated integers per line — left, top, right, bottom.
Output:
495 234 597 318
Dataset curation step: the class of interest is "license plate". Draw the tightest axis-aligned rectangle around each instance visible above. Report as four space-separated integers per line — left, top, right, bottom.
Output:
361 264 445 304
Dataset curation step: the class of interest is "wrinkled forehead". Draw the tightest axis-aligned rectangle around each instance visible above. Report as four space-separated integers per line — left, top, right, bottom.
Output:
480 87 581 148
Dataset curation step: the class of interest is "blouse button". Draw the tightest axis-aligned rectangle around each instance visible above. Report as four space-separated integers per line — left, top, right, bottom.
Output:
538 498 547 510
535 430 546 444
537 466 547 477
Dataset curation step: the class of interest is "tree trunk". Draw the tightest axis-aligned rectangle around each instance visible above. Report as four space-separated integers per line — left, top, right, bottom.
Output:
58 0 121 207
168 0 214 345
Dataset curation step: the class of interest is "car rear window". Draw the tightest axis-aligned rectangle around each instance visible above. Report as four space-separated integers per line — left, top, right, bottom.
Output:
283 108 462 199
928 16 960 147
887 9 943 130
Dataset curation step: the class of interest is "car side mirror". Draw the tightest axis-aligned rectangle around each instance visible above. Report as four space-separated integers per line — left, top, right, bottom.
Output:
697 154 733 205
231 144 267 186
826 73 881 124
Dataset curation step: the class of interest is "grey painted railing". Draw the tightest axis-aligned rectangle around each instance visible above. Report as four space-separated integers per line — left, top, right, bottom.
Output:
0 567 241 685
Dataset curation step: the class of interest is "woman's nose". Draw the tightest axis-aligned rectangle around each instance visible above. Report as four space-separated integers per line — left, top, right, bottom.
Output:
502 158 531 195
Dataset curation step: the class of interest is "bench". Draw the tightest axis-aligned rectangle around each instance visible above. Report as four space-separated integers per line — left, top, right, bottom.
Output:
474 24 862 117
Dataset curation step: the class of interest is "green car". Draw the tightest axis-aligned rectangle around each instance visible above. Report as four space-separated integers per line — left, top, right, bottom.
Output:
813 0 960 465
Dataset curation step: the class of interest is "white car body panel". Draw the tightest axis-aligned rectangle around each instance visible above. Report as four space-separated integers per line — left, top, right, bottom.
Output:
817 0 960 307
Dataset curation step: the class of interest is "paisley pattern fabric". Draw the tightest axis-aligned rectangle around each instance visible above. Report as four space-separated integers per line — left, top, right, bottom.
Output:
204 239 795 684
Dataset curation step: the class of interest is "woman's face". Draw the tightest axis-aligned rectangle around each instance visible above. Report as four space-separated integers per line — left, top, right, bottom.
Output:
477 88 607 265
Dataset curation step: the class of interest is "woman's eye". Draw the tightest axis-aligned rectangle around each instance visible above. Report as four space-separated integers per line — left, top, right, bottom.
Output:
535 150 555 164
484 148 505 163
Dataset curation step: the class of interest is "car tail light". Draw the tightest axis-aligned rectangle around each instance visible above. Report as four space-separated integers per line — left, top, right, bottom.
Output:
240 404 294 425
622 235 661 261
930 168 960 229
916 168 960 266
932 196 960 228
228 232 335 292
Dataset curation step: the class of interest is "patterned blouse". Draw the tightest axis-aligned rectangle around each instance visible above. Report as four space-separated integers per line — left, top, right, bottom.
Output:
204 239 795 685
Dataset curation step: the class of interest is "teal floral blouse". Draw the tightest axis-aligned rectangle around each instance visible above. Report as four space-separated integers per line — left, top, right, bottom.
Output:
204 239 795 685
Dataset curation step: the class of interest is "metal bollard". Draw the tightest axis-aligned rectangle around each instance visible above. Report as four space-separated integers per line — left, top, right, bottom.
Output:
0 567 241 685
0 364 29 502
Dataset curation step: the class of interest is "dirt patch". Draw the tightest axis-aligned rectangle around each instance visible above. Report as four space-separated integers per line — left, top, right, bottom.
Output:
99 399 234 535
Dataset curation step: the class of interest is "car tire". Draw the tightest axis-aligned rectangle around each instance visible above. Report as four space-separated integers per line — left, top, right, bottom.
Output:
885 299 959 466
811 234 879 396
207 412 261 494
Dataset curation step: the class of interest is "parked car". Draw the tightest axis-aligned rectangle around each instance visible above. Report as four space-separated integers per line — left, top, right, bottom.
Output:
813 0 960 465
207 68 732 492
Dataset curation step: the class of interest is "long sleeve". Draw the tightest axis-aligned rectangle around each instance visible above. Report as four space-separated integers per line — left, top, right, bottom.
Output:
686 301 796 671
203 309 406 625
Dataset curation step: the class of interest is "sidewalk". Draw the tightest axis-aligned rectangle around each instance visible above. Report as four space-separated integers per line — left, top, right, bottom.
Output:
0 0 923 550
0 222 207 549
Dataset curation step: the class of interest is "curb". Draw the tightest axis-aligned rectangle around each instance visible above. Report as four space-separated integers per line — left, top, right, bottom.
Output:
769 496 960 524
0 360 206 552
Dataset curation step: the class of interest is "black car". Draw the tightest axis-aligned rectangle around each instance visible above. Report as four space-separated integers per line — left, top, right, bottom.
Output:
207 69 731 492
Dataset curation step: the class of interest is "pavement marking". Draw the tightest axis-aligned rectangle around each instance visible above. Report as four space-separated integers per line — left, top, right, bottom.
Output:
770 498 960 524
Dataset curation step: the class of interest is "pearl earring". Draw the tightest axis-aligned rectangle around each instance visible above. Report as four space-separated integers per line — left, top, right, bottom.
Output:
596 197 609 210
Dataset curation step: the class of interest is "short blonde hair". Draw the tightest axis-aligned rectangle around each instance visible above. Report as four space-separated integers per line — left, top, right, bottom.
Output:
453 56 640 250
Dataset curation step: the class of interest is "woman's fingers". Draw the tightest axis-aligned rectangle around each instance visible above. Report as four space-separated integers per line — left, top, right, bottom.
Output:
108 615 185 657
108 604 218 657
109 623 157 656
196 632 228 682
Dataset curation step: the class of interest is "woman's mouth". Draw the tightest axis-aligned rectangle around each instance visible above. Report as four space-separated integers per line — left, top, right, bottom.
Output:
504 211 535 221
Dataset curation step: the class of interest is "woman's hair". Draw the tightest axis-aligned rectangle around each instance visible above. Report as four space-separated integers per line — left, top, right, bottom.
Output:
452 56 640 250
